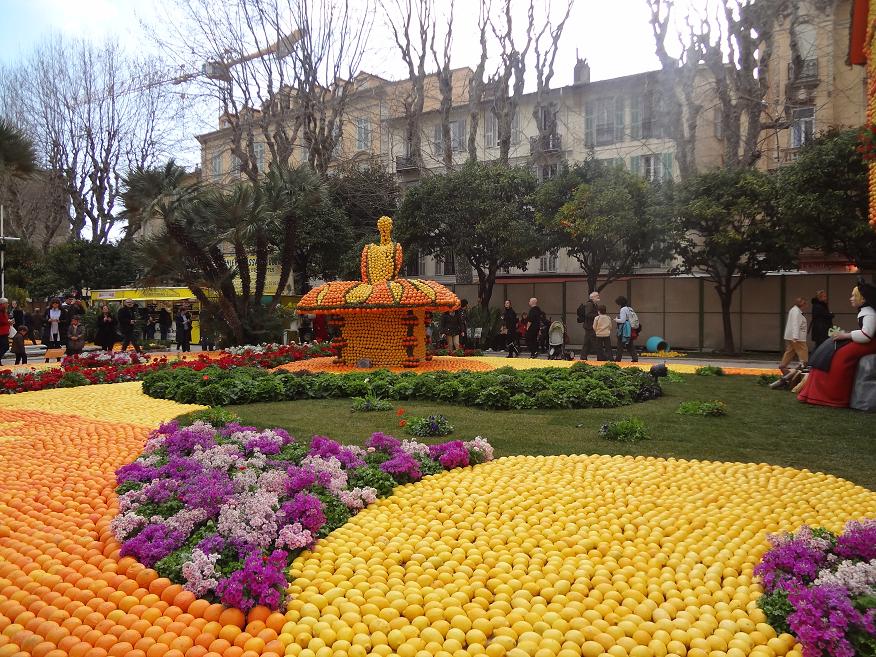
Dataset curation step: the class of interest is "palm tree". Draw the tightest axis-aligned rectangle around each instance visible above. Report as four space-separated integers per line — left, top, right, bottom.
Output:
120 160 188 241
261 163 329 303
0 119 36 174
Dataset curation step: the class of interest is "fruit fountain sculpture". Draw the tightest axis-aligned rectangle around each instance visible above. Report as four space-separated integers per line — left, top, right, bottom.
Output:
296 216 460 367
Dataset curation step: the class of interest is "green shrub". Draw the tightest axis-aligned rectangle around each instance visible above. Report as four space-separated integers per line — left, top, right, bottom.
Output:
677 400 728 417
142 364 662 411
350 396 393 412
695 365 724 376
176 407 242 427
348 465 396 497
758 373 781 386
58 371 90 388
405 414 454 437
599 418 648 442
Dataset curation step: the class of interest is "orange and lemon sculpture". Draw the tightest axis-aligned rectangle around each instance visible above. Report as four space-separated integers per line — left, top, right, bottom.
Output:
296 217 459 367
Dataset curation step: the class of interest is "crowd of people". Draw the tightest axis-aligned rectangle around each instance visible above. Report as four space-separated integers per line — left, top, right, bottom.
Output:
495 293 640 361
0 295 213 364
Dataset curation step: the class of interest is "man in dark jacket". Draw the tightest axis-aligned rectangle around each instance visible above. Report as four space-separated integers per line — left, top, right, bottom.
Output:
810 290 834 349
158 307 172 341
117 299 142 353
526 297 542 358
577 291 600 360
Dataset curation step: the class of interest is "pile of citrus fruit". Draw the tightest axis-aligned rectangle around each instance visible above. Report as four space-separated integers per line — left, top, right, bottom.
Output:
0 380 873 657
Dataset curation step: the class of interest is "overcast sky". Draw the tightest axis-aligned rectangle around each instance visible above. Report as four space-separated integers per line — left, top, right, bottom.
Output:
0 0 676 82
0 0 706 165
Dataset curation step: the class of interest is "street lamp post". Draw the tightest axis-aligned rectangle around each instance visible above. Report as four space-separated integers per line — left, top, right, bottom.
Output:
0 205 21 299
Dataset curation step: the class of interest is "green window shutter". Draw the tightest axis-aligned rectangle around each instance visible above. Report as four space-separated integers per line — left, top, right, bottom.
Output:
661 152 674 180
630 96 641 140
615 97 626 142
629 155 641 177
584 102 594 148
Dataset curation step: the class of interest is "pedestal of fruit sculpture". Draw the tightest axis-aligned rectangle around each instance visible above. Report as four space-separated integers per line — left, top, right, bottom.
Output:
296 216 459 367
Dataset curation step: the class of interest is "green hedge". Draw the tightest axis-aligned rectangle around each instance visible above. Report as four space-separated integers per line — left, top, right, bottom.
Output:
142 362 662 411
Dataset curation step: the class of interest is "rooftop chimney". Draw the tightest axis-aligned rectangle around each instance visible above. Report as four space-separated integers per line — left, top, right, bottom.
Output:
573 56 590 85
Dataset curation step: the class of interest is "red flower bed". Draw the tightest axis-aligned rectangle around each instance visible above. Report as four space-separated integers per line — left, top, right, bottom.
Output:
0 343 334 394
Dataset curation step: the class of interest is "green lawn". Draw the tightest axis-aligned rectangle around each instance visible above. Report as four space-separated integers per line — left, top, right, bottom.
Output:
228 375 876 490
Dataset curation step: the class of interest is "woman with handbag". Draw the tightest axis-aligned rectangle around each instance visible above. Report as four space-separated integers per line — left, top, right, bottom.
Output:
501 300 518 357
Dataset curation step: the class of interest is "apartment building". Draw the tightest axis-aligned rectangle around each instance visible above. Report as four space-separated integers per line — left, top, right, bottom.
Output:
192 0 865 285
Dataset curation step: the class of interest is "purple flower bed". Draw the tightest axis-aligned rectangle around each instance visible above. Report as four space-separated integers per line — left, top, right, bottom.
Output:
755 521 876 657
110 421 494 612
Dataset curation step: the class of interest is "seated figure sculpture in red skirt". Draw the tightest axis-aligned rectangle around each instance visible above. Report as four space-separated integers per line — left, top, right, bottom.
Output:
797 280 876 409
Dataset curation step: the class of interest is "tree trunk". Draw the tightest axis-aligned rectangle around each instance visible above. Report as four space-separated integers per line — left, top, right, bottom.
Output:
719 289 736 354
477 265 497 309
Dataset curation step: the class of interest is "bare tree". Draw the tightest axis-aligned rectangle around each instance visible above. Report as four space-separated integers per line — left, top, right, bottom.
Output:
383 0 433 171
489 0 534 167
531 1 572 147
0 170 69 250
466 2 491 162
0 37 181 242
649 0 786 177
430 0 455 172
157 0 373 180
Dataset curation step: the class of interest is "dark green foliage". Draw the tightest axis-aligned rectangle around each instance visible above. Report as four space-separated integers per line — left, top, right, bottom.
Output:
695 366 725 377
115 480 144 496
58 371 90 388
677 400 728 417
137 499 184 519
176 407 242 428
348 465 396 497
155 548 191 583
146 365 661 411
757 590 793 635
758 374 781 386
415 455 443 477
599 418 648 442
311 488 352 537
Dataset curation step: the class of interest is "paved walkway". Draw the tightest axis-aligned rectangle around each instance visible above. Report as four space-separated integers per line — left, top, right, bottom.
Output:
481 349 782 372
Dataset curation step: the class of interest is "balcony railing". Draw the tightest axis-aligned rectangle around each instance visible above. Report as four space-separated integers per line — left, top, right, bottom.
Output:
395 155 419 171
787 58 819 83
530 133 562 155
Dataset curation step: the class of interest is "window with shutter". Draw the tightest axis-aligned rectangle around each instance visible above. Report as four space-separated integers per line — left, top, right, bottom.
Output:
433 124 443 155
595 98 615 145
485 113 497 148
629 155 641 176
210 153 223 180
584 102 594 147
511 112 521 145
253 143 265 172
614 97 626 142
661 152 674 180
356 118 371 150
630 96 642 140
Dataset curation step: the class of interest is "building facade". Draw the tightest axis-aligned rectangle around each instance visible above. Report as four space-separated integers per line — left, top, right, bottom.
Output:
192 0 865 288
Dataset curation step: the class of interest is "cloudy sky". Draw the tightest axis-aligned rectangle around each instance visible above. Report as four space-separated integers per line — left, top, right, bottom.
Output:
0 0 705 164
0 0 677 83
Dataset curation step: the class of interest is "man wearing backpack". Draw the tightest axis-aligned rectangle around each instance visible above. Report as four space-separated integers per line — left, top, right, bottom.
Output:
613 296 640 362
576 291 600 360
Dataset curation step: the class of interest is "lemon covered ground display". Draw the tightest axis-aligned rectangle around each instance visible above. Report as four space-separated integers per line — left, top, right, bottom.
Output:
0 380 874 657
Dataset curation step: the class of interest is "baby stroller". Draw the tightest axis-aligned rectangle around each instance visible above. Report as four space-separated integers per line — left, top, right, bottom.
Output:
547 320 568 360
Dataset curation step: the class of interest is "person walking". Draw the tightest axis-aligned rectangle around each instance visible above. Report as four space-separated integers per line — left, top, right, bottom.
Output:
44 300 65 348
577 291 601 360
0 299 11 362
593 304 614 361
67 316 86 356
501 300 519 357
117 299 142 353
780 297 809 374
158 307 172 341
613 296 639 362
526 297 542 358
440 308 463 351
28 308 42 346
11 326 28 365
175 306 192 352
809 290 833 350
9 300 24 330
95 305 118 351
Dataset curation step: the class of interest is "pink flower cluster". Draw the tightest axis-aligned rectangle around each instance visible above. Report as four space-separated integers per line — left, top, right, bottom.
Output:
112 422 494 612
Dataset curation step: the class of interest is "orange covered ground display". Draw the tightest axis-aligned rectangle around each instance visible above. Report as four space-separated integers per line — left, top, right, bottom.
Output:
296 217 459 368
